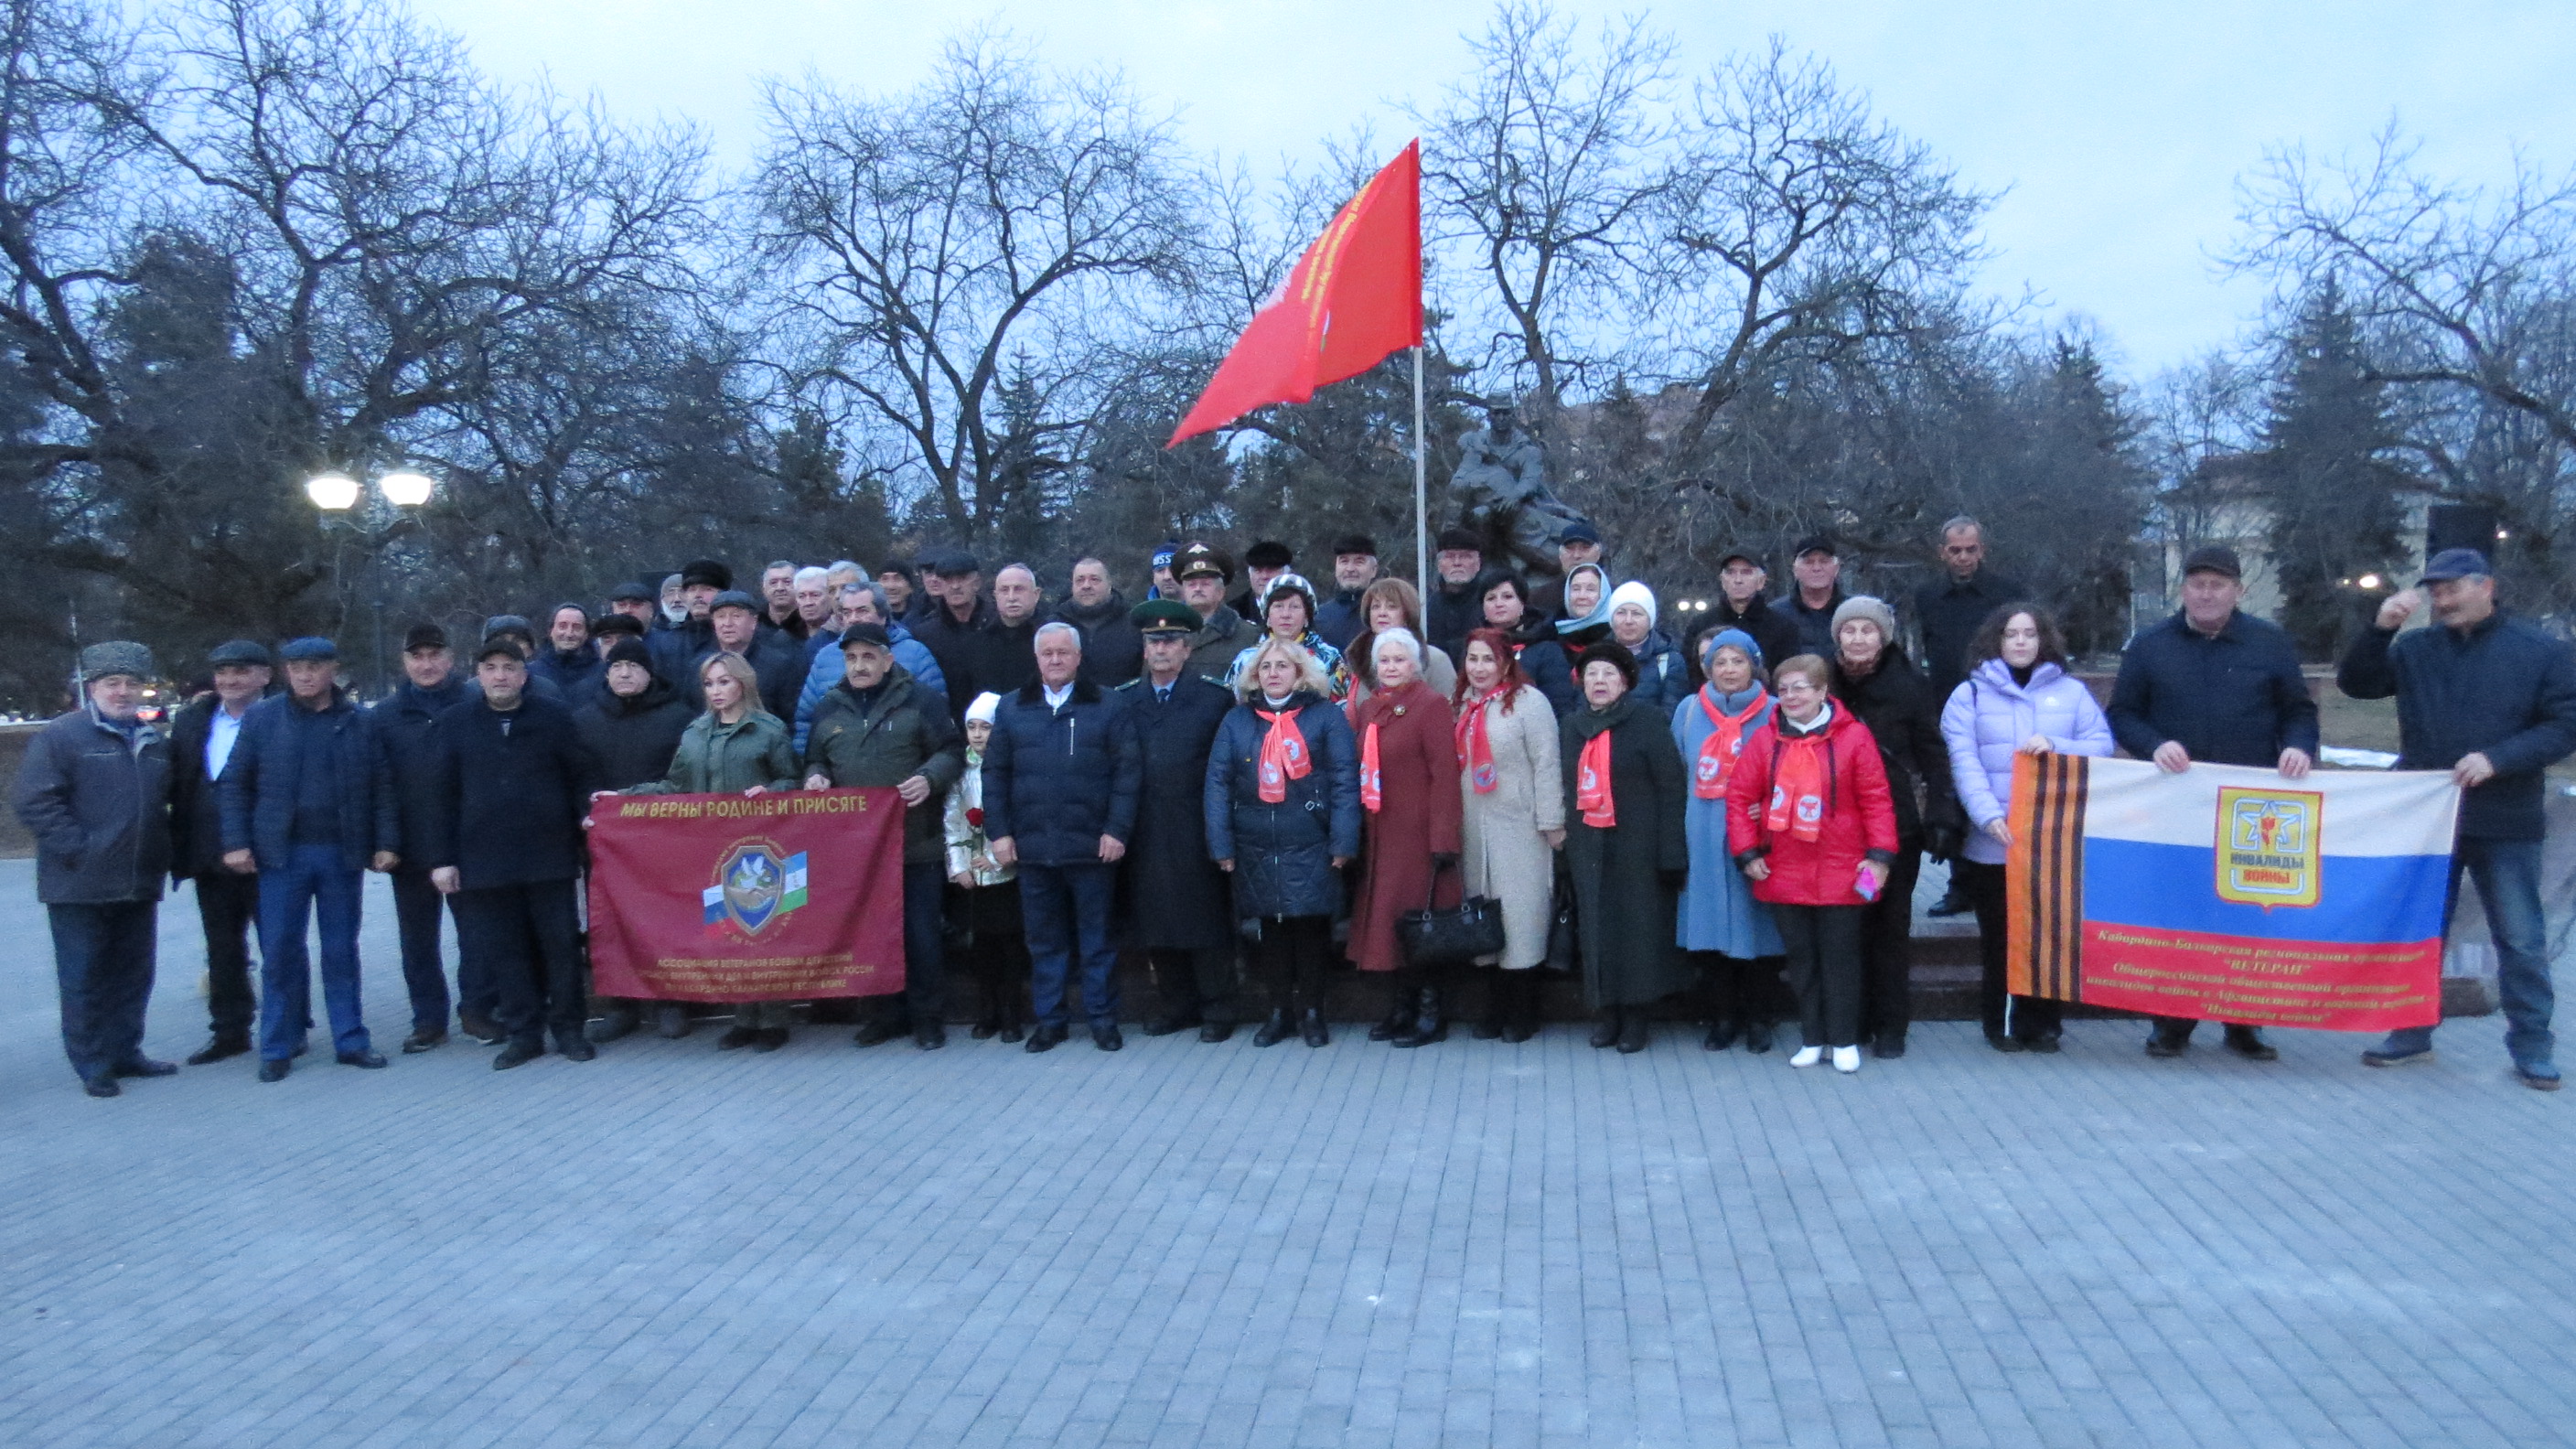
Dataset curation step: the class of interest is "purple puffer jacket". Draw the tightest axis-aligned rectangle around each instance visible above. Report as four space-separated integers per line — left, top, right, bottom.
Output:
1938 659 2114 864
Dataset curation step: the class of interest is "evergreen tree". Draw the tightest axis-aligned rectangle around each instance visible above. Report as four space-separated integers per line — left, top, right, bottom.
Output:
2261 287 2410 657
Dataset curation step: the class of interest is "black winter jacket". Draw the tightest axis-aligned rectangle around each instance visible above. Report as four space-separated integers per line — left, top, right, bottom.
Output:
1202 691 1363 920
372 675 467 867
1050 595 1143 688
426 695 599 886
1687 597 1801 688
12 706 172 904
982 679 1143 866
571 679 693 792
2108 611 2319 769
167 695 258 878
2337 611 2576 840
1830 649 1962 845
1914 569 2027 700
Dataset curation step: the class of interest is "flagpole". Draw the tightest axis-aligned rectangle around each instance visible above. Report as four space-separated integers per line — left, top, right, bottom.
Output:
1412 346 1429 603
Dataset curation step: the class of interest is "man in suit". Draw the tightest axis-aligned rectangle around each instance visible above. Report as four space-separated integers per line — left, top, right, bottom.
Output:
166 639 274 1064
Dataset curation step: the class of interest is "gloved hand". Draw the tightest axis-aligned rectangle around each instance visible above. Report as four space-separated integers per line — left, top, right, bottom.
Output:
1432 852 1460 870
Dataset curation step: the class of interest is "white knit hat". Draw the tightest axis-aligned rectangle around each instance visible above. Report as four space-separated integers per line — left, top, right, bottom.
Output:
965 691 1004 726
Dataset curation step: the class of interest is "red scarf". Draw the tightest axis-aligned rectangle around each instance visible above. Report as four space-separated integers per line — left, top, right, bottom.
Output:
1255 708 1312 804
1764 707 1832 843
1359 720 1384 811
1575 730 1615 828
1454 686 1511 794
1691 685 1768 800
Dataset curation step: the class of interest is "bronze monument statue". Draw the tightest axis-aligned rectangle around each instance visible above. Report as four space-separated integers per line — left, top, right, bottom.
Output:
1450 394 1594 573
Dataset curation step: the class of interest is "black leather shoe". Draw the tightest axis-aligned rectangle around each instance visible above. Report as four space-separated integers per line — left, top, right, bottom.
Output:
587 1008 639 1044
336 1049 389 1069
1367 1001 1411 1042
971 1017 1001 1040
2222 1025 2278 1061
1140 1013 1197 1037
257 1057 291 1082
187 1036 252 1066
852 1020 906 1048
1744 1020 1774 1054
716 1026 760 1051
1703 1019 1742 1052
1589 1010 1623 1049
654 1004 692 1039
999 1019 1025 1045
1252 1010 1293 1047
1093 1025 1124 1052
401 1029 446 1054
1985 1031 2025 1054
458 1013 505 1045
915 1025 947 1050
1025 1024 1068 1053
1299 1008 1330 1047
1615 1014 1649 1054
83 1076 120 1098
751 1028 789 1053
1199 1021 1234 1044
1391 988 1446 1048
557 1038 596 1063
2146 1023 2191 1058
113 1057 178 1079
1927 886 1970 918
2024 1033 2062 1055
493 1040 544 1070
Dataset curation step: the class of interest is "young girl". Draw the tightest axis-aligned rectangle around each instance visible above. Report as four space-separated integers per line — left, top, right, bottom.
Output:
944 692 1028 1041
1725 654 1898 1075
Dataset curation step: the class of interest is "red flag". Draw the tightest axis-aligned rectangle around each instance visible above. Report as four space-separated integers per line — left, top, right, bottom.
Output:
1168 140 1422 445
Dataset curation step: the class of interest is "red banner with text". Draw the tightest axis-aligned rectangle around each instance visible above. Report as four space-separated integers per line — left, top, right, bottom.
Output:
586 788 905 1002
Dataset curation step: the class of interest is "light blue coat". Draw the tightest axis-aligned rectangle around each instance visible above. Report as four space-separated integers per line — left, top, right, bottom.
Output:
1938 658 2115 864
1671 685 1783 959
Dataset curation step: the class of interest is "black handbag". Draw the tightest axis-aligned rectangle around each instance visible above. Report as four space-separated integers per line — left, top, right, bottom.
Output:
1396 860 1507 968
1542 871 1579 974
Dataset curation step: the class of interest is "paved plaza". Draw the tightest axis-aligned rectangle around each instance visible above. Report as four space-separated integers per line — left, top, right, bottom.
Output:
3 859 2571 1449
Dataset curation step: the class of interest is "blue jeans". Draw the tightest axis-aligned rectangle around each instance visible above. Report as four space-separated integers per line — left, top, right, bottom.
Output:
1020 862 1121 1030
48 901 158 1083
2384 837 2554 1066
256 844 370 1061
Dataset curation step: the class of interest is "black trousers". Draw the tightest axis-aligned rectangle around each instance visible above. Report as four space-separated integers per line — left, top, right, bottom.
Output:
48 901 157 1084
391 866 465 1031
1692 950 1787 1024
1147 946 1236 1025
193 871 261 1041
1250 915 1333 1014
1775 903 1867 1049
1860 847 1923 1043
452 880 585 1048
960 930 1030 1026
1958 859 2062 1039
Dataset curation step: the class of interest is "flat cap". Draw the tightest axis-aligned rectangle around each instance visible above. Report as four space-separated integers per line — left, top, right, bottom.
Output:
277 637 337 662
1559 520 1602 546
207 639 272 668
606 580 655 603
837 621 892 650
708 589 762 614
2421 548 2491 583
928 551 982 577
482 614 533 641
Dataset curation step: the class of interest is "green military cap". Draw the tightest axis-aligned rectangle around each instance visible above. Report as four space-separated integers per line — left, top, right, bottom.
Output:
1131 599 1199 634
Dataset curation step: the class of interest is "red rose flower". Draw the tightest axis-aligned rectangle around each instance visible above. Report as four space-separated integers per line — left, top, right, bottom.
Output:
966 807 984 830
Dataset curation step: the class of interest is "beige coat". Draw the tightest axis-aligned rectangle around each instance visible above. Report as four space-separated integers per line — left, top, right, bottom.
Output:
1457 684 1563 969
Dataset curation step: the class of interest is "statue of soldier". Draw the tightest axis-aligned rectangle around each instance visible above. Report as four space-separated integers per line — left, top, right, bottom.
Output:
1449 394 1592 574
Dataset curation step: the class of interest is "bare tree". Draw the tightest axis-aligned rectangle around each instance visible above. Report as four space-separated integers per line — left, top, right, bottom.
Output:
1645 39 1991 464
1416 1 1671 414
750 35 1206 544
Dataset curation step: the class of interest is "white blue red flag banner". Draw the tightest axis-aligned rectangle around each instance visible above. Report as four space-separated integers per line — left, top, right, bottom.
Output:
2007 755 2460 1031
586 788 906 1002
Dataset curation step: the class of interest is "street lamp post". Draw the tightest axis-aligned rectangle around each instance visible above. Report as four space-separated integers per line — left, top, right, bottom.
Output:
307 469 436 696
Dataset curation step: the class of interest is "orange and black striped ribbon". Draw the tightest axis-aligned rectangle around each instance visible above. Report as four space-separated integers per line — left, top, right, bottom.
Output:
2004 751 2088 1002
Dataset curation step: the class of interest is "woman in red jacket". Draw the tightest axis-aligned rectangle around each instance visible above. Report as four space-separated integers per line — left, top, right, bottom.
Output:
1724 654 1898 1074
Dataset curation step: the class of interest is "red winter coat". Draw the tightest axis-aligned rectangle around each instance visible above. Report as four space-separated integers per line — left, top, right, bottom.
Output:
1345 680 1464 971
1724 703 1898 907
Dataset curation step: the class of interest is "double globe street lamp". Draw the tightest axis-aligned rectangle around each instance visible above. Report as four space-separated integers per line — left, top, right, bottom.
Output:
306 468 438 695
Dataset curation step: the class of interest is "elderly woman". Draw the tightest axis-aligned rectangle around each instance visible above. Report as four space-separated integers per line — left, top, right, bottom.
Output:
1478 570 1577 715
1828 595 1962 1059
1205 636 1361 1047
1726 654 1898 1074
1940 604 2114 1053
1346 628 1465 1046
1560 641 1690 1053
1454 628 1563 1041
1673 628 1785 1052
1345 577 1457 705
617 651 804 1051
1608 582 1686 714
1226 573 1349 698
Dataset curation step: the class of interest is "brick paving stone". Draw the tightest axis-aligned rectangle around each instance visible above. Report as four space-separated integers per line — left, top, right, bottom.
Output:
2 860 2572 1447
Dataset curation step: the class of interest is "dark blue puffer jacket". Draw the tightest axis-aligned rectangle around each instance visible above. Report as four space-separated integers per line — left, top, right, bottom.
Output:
1201 692 1363 920
2338 610 2576 841
981 679 1143 866
219 691 400 873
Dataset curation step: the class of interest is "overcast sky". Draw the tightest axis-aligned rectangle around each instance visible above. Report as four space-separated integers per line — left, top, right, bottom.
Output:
414 0 2574 380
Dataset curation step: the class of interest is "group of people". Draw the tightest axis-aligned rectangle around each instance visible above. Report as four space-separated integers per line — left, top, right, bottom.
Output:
19 517 2570 1099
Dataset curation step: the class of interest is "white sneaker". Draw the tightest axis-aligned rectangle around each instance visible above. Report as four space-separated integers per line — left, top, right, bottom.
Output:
1832 1046 1861 1074
1788 1046 1823 1068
